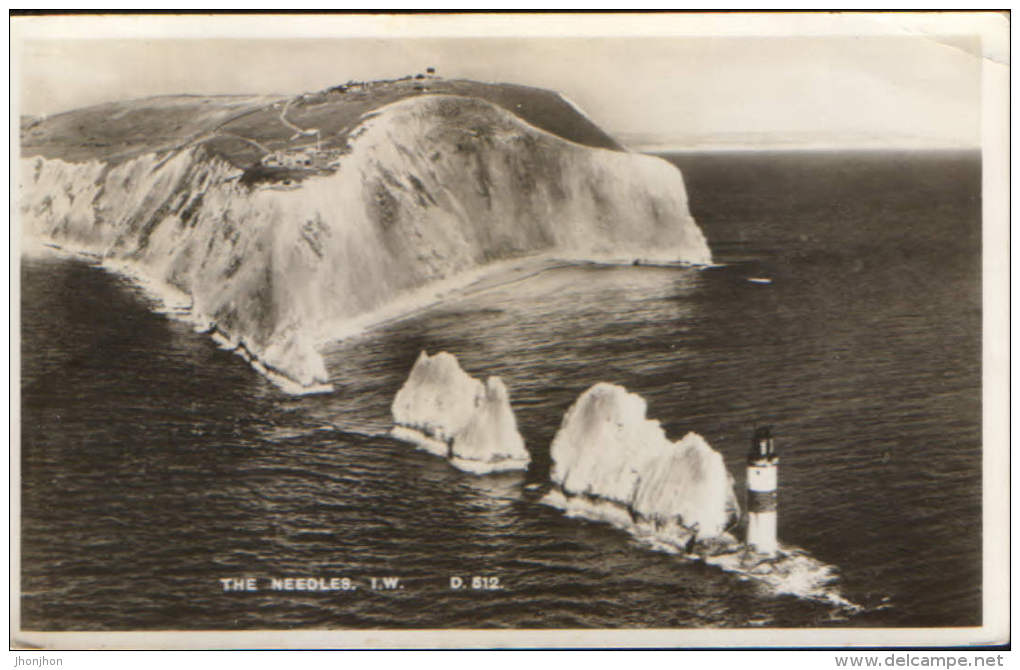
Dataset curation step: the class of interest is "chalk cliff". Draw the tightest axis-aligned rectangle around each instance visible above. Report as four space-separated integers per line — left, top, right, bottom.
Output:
19 84 710 392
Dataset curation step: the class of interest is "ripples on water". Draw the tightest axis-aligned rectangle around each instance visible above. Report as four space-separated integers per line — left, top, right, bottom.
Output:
20 151 981 630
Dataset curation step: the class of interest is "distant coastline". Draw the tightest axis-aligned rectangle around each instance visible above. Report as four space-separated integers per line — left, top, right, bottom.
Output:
617 133 980 154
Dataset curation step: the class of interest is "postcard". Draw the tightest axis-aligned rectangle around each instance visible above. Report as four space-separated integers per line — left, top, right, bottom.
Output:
10 11 1009 650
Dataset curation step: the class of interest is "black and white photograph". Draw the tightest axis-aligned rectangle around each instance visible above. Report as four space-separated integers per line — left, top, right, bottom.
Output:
10 11 1009 651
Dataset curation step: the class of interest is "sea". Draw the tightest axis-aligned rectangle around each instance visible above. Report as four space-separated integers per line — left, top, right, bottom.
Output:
19 150 982 631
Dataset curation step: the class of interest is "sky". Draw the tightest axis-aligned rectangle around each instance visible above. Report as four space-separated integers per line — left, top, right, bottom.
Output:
13 14 989 150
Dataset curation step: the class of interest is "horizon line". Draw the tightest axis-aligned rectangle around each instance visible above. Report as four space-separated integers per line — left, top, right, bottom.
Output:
626 142 981 154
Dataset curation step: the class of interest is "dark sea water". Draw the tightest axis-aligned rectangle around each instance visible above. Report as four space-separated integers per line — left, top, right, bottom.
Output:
20 150 982 631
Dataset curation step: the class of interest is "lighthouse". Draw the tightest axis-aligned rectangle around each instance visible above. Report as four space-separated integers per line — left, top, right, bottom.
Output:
746 426 779 556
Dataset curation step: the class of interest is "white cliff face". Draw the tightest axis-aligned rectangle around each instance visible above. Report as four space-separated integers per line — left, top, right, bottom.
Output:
391 351 529 474
19 93 710 392
547 383 739 545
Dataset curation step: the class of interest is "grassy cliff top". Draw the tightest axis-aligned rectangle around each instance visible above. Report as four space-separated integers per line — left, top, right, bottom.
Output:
20 77 624 166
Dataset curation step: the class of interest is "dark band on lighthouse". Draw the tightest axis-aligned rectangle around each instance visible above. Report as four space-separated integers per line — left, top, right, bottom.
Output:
748 488 777 513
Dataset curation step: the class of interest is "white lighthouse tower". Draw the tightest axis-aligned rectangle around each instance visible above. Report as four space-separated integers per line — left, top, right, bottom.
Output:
746 426 779 556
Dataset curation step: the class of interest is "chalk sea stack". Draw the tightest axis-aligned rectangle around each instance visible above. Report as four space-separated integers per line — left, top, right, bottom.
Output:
391 350 529 474
545 383 740 548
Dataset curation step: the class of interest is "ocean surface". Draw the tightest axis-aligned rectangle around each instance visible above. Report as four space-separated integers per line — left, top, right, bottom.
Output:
20 150 982 631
